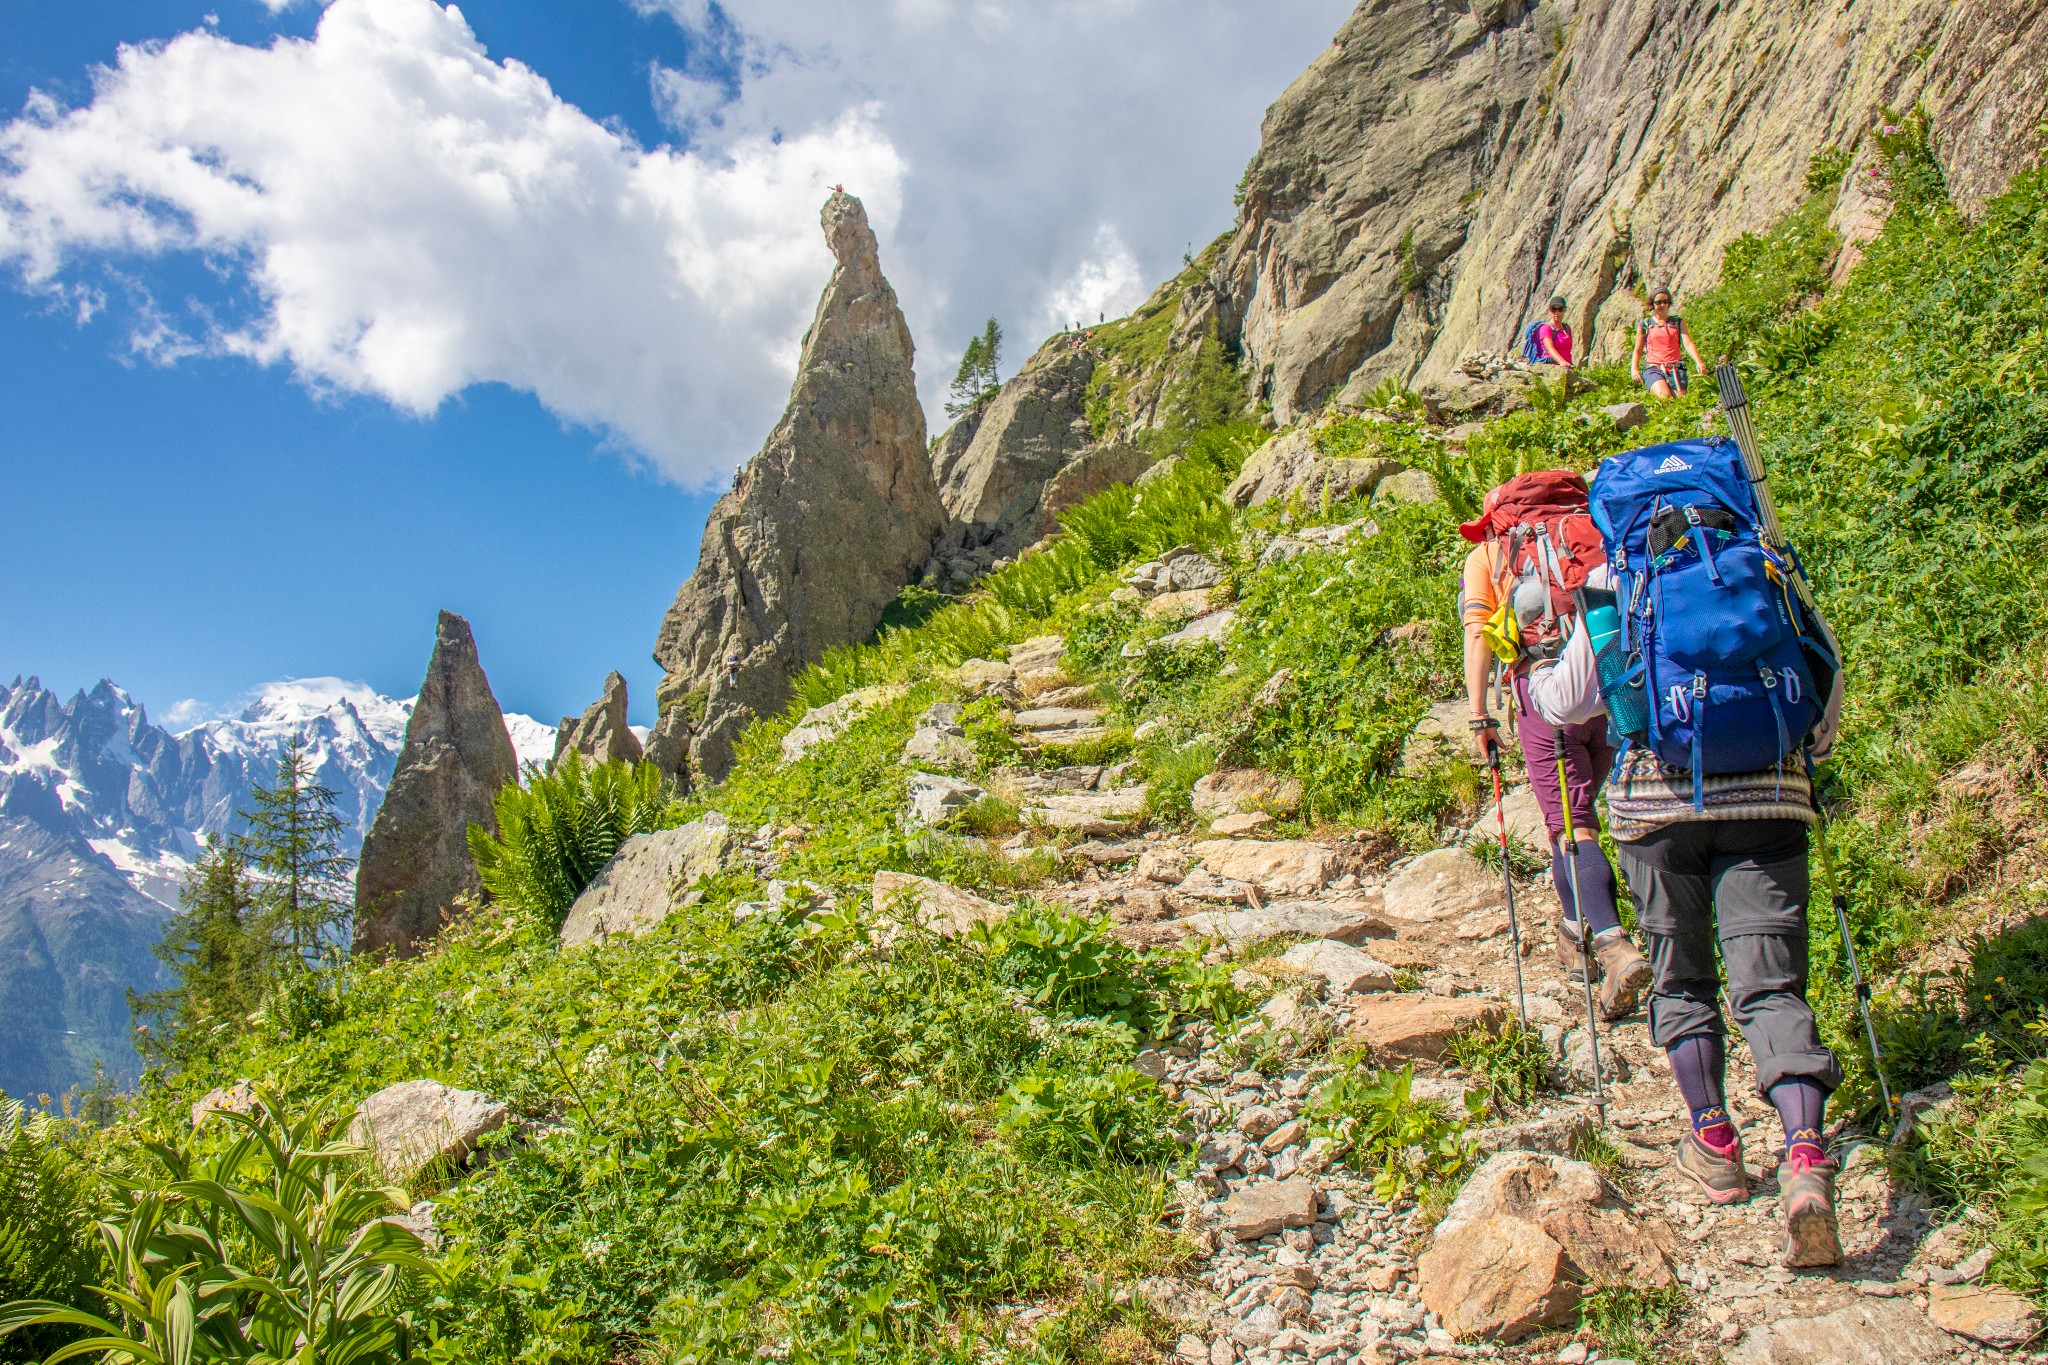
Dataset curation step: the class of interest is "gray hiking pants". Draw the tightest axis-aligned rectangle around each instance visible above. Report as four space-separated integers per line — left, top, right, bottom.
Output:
1616 818 1843 1097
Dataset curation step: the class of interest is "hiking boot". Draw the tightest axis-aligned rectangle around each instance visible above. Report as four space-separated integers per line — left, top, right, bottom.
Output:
1555 919 1598 983
1777 1150 1843 1267
1592 929 1655 1020
1674 1130 1750 1206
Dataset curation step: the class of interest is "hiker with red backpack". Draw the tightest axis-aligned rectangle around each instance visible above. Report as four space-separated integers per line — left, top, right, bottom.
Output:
1458 470 1655 1021
1527 431 1849 1267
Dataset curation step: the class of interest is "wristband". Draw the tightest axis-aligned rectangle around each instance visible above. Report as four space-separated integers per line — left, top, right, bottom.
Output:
1467 717 1499 732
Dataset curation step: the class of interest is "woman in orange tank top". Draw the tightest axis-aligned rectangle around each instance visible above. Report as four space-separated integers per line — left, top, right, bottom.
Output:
1632 285 1706 398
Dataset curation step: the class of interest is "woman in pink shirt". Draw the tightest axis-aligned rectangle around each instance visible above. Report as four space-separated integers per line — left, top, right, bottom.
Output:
1537 295 1574 368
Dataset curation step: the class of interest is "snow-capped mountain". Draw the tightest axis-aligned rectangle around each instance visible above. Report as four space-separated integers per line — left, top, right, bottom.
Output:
0 675 555 1100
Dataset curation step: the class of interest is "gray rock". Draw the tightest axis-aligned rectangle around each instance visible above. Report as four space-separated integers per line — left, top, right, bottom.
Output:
650 192 947 783
871 871 1007 938
553 671 643 767
642 702 693 791
1471 1109 1594 1158
1601 401 1648 432
781 685 905 764
1279 940 1396 996
347 1079 509 1184
1226 428 1405 510
902 702 973 771
1221 1177 1320 1240
1370 469 1441 506
1177 898 1393 946
1150 609 1237 652
354 611 520 958
907 772 986 827
558 816 730 947
1722 1299 1959 1364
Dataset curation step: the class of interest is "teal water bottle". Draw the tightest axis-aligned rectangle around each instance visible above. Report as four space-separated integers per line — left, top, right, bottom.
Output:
1587 602 1649 737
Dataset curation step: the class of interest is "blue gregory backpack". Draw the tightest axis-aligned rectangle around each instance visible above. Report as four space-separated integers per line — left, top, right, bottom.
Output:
1520 320 1548 363
1588 436 1834 805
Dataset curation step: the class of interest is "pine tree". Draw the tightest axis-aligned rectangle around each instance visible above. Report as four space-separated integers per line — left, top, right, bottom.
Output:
244 735 356 968
132 834 266 1060
945 317 1003 417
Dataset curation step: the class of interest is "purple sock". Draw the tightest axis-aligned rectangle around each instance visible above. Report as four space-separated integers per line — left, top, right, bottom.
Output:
1669 1035 1736 1151
1549 845 1576 922
1571 840 1623 935
1769 1077 1829 1162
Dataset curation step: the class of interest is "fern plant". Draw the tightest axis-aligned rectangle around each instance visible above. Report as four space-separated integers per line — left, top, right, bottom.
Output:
0 1101 101 1363
468 753 680 930
0 1092 437 1363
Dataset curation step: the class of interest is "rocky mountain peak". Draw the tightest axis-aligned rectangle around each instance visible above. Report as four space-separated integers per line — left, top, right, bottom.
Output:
554 670 644 767
353 611 519 958
651 191 946 783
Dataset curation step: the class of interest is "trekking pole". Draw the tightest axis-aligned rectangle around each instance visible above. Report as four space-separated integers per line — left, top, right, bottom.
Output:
1715 361 1826 621
1807 792 1898 1127
1484 742 1530 1029
1556 755 1609 1125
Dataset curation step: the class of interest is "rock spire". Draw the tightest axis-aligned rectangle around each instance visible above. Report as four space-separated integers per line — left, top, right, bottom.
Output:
553 671 643 767
354 611 519 957
652 191 945 782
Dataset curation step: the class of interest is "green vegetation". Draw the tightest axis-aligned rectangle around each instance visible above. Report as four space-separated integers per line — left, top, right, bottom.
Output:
0 1102 102 1364
1308 1060 1483 1207
1447 1019 1552 1112
467 752 682 932
1578 1281 1687 1361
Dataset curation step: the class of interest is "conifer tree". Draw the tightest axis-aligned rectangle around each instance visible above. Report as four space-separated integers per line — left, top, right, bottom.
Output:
132 835 265 1060
945 317 1003 417
244 735 356 967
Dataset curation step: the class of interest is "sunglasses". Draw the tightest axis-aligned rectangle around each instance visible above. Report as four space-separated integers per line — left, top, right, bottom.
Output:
1653 296 1672 305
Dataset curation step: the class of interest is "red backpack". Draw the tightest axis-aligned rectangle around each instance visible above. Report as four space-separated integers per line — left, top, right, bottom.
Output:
1459 469 1604 663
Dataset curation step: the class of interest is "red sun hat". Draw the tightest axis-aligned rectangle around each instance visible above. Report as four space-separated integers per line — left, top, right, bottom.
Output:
1457 484 1508 543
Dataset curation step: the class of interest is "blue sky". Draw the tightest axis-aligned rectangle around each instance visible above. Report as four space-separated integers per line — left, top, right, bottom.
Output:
0 0 1351 729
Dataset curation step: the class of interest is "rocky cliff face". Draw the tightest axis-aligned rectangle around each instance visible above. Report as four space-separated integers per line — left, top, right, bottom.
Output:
553 671 643 767
929 334 1148 569
652 192 946 783
354 612 519 957
1215 0 2048 419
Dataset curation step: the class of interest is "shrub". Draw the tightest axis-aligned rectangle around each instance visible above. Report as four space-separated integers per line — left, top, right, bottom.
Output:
972 905 1157 1032
468 754 681 930
1309 1060 1482 1205
0 1102 101 1364
995 1065 1179 1168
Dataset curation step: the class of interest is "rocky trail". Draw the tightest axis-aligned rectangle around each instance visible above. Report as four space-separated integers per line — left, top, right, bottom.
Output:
833 632 2041 1364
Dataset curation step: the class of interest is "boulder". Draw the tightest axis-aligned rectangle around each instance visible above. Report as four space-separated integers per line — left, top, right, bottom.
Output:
1025 787 1149 835
1177 898 1394 947
354 611 521 958
1279 940 1396 995
1144 588 1217 620
1007 635 1065 676
956 658 1019 702
1418 1151 1674 1342
1349 994 1504 1063
642 702 694 791
553 670 643 767
347 1080 510 1184
907 772 986 827
871 872 1008 938
1190 769 1305 820
1149 609 1236 651
1225 428 1405 509
1471 1109 1594 1158
781 685 904 763
649 192 947 783
1601 401 1648 432
1220 1177 1320 1240
558 816 731 947
902 702 974 771
1013 706 1106 735
1210 811 1275 836
1723 1299 1961 1364
1494 786 1549 854
1926 1283 2041 1347
1371 469 1442 506
1190 839 1341 896
1382 848 1506 925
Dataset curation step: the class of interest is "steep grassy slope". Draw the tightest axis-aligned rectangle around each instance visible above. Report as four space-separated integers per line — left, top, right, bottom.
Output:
9 140 2048 1362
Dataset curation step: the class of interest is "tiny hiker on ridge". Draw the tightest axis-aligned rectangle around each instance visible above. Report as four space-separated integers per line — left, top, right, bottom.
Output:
1531 430 1850 1268
1457 471 1655 1019
1632 284 1705 398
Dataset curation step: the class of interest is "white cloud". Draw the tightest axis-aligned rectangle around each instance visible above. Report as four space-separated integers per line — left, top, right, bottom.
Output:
641 0 1353 415
1039 226 1145 336
0 0 904 485
0 0 1352 478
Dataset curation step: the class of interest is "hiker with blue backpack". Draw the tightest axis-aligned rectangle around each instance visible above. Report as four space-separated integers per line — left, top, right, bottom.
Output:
1524 429 1849 1268
1520 296 1575 369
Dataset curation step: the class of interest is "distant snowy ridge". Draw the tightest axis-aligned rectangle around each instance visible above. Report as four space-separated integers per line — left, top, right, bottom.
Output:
0 674 556 1097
